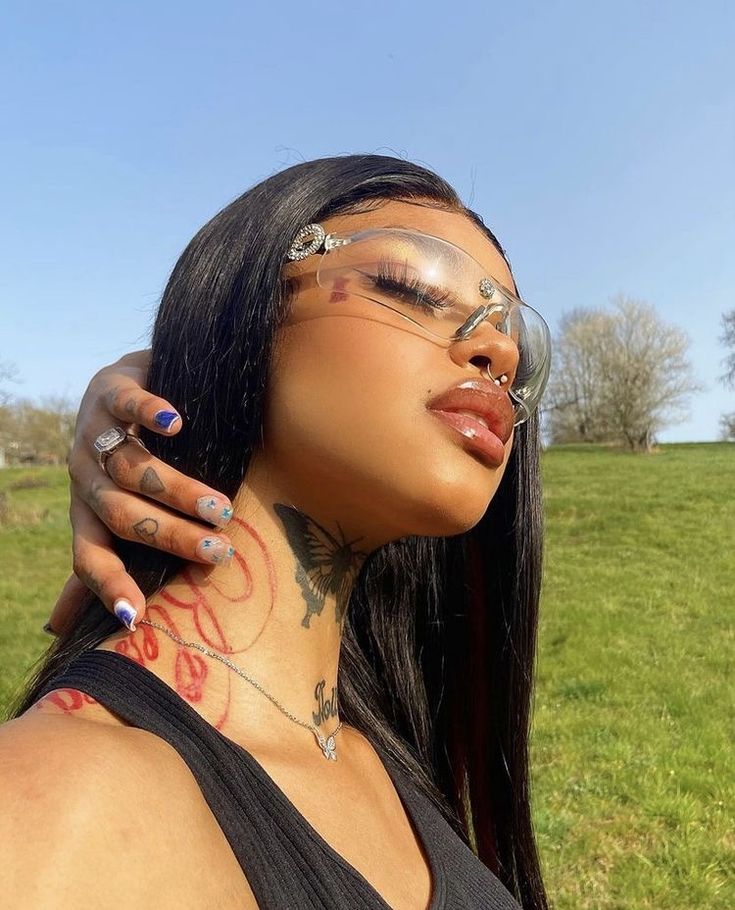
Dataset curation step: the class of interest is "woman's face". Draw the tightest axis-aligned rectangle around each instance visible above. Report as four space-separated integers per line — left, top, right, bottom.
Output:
258 200 519 547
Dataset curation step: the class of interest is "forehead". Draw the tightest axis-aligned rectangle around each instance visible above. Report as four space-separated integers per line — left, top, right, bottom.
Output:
316 199 516 293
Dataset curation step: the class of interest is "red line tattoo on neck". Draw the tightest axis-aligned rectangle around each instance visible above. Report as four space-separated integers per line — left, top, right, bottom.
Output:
113 516 277 731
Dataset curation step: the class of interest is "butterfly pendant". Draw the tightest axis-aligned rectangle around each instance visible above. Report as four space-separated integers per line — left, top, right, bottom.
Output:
315 730 338 761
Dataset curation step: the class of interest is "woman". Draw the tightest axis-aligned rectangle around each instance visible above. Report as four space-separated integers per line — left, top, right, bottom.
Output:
2 155 552 909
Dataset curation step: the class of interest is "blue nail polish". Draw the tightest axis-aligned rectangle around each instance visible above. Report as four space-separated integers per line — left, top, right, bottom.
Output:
154 410 181 431
113 599 138 632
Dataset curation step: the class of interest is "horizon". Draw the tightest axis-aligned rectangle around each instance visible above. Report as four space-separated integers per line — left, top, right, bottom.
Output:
1 1 733 442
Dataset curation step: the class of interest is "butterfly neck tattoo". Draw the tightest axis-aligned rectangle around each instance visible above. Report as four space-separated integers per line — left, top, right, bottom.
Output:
272 503 369 629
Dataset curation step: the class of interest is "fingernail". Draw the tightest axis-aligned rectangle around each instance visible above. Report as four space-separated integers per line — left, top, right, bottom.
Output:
153 410 181 431
196 537 235 566
196 495 234 527
42 622 56 635
113 599 138 632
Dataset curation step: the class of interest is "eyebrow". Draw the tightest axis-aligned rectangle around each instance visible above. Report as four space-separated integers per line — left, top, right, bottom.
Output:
369 224 506 278
368 227 468 273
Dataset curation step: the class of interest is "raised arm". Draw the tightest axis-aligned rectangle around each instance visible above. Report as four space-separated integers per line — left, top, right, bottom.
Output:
46 350 234 635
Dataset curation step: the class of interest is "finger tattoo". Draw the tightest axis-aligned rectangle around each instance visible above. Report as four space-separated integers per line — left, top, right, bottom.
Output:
133 518 159 542
140 467 165 494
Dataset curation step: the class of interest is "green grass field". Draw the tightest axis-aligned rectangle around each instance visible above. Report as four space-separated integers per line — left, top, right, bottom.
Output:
1 444 733 908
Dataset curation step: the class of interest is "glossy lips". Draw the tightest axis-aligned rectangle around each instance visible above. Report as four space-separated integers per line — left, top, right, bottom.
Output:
426 378 514 467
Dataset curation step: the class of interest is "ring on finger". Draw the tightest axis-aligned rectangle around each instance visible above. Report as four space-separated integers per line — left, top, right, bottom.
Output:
93 426 150 476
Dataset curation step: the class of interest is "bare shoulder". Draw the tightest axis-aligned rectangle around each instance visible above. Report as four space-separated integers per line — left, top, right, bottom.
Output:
0 707 258 908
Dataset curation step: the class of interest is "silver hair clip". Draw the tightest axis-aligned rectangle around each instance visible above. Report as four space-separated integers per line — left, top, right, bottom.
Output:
286 223 349 261
286 224 326 261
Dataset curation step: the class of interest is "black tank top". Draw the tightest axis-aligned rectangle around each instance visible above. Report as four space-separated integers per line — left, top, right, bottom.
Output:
37 650 521 910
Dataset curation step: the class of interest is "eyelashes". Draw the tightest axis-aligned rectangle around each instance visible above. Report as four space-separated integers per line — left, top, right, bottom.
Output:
366 258 453 312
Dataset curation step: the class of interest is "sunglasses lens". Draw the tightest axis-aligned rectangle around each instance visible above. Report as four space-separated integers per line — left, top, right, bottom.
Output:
505 306 552 424
314 229 552 421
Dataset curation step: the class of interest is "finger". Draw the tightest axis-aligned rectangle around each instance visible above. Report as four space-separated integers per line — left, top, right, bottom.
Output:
77 473 236 568
69 497 148 631
104 382 183 435
103 440 233 529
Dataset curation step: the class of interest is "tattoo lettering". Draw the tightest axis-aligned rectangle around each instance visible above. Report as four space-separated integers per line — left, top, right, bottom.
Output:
140 467 165 494
312 678 339 726
272 503 367 628
133 517 159 542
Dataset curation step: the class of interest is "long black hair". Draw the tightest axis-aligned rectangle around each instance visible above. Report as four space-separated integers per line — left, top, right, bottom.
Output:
10 155 548 909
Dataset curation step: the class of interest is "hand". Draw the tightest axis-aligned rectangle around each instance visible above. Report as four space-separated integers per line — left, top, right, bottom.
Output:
45 350 235 636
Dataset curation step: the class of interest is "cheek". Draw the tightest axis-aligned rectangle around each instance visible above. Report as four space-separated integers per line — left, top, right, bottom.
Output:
266 318 416 460
263 319 512 535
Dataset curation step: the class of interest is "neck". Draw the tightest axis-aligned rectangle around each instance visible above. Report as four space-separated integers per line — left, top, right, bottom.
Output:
109 455 390 758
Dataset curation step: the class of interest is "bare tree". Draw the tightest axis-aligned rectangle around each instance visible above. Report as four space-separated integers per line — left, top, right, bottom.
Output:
0 359 19 409
719 309 735 389
0 360 20 462
718 309 735 440
719 412 735 441
544 295 704 452
542 307 612 443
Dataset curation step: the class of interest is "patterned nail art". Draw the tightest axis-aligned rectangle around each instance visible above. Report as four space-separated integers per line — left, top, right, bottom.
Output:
114 599 138 632
196 495 234 527
153 410 181 431
196 537 235 566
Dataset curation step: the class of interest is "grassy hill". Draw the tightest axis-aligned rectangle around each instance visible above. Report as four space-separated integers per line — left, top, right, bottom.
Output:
1 444 733 908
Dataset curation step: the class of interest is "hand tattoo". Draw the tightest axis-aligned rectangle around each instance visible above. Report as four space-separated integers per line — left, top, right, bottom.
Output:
133 517 159 543
140 467 165 494
124 397 138 420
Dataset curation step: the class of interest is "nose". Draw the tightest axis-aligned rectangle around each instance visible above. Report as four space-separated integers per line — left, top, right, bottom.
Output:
447 316 520 383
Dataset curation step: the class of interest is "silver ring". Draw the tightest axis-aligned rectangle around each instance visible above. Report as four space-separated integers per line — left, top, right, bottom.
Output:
93 426 147 475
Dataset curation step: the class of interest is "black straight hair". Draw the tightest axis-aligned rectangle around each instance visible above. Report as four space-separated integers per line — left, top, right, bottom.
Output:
9 154 548 910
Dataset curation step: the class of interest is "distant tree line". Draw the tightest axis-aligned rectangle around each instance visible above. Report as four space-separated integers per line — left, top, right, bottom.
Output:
0 362 76 466
2 297 733 465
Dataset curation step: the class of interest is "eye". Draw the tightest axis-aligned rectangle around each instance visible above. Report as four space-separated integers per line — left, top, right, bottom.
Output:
360 259 454 312
373 272 452 311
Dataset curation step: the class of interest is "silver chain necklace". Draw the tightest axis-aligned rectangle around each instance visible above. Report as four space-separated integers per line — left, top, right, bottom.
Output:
138 618 344 761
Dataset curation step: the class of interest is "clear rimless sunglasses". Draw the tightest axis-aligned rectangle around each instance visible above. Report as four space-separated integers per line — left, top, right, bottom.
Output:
285 223 552 426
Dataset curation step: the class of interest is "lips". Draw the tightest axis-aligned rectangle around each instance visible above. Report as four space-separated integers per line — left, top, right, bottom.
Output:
426 378 514 446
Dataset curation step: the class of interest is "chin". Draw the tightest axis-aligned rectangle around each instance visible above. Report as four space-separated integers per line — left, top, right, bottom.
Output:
398 458 503 538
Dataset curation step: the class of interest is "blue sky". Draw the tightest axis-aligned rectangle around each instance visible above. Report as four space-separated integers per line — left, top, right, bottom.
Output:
2 0 733 441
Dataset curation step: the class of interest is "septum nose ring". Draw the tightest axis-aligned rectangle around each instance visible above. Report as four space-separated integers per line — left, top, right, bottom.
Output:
484 362 509 387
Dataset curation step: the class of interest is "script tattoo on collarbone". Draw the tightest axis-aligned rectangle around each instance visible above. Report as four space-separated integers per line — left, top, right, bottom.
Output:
273 503 368 628
312 678 339 726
